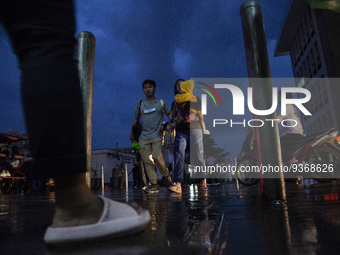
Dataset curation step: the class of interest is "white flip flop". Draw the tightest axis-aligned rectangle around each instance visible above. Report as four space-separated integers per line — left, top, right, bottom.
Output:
44 196 151 245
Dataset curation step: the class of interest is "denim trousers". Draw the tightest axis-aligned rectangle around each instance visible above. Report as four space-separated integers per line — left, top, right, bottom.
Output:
173 129 204 183
1 0 86 178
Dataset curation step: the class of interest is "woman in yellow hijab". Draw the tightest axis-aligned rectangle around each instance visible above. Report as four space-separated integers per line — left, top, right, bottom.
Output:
168 79 208 194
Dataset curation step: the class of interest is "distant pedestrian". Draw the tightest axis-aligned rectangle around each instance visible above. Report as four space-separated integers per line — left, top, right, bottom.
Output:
131 163 140 189
277 91 304 163
131 141 148 189
130 79 172 193
240 126 256 159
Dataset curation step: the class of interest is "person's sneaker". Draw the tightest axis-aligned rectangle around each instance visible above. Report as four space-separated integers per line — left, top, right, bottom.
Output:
0 170 7 177
143 184 159 193
141 185 148 191
199 179 208 191
168 182 182 194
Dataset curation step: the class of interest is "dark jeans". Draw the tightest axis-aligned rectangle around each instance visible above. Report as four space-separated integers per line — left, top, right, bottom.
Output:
173 129 204 183
1 0 86 178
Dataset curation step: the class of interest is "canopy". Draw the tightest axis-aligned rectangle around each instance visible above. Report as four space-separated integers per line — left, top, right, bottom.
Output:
0 133 26 144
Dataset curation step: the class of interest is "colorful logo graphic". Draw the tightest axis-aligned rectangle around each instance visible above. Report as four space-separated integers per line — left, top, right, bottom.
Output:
197 82 222 106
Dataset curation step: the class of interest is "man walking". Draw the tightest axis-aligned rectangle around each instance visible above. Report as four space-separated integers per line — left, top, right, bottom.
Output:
130 80 172 193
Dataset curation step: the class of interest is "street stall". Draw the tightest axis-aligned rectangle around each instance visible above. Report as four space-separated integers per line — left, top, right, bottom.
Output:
0 132 30 194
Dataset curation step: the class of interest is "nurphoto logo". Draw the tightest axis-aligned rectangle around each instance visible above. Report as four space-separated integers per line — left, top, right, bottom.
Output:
194 78 312 129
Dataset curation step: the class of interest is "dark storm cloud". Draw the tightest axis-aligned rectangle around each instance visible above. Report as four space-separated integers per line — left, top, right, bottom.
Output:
0 28 24 131
0 0 292 157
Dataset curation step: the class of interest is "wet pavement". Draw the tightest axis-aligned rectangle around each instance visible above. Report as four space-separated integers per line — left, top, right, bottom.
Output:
1 179 340 255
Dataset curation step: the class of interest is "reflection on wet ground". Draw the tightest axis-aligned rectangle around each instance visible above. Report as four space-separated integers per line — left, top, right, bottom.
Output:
1 179 340 254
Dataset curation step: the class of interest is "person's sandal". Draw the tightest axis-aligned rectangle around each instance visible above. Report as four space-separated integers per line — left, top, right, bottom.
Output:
44 196 151 245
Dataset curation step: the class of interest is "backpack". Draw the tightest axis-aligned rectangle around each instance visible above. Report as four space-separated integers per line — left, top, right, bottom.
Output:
132 100 143 142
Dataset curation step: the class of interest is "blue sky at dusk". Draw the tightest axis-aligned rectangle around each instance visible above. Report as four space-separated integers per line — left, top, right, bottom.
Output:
0 0 293 158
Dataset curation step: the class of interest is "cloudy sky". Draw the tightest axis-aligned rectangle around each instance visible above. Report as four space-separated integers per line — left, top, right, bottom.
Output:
0 0 294 159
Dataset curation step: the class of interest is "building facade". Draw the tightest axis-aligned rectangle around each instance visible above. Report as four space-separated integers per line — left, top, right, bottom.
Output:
91 148 138 184
275 0 340 134
91 146 173 185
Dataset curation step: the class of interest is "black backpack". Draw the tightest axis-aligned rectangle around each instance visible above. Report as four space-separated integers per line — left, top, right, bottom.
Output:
132 100 143 142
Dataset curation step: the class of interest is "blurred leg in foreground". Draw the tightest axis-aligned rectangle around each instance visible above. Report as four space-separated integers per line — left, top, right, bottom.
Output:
0 0 150 245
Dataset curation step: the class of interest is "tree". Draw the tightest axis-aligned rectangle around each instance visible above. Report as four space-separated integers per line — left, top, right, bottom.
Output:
203 135 230 163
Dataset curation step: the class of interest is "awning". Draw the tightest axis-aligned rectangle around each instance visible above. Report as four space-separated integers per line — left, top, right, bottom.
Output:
0 133 26 144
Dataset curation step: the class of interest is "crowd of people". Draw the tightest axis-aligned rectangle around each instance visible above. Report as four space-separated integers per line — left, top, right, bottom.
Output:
129 78 307 195
129 79 209 194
